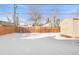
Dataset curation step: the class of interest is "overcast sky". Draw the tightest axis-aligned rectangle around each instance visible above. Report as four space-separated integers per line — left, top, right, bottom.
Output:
0 4 79 24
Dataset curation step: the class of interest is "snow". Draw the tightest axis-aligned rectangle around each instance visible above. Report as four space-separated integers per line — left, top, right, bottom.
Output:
22 33 57 39
22 33 78 40
54 33 78 40
0 33 79 55
1 33 78 40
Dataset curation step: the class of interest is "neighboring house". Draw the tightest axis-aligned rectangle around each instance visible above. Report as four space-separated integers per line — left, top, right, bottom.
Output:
60 18 79 38
42 18 52 27
42 18 60 28
0 21 14 26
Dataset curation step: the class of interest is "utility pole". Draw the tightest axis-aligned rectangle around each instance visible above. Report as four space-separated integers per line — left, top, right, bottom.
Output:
13 4 17 26
13 4 18 32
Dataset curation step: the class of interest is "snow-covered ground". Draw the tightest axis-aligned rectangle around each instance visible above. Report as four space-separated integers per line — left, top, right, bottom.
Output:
22 33 77 40
22 33 57 39
54 33 78 40
0 33 79 55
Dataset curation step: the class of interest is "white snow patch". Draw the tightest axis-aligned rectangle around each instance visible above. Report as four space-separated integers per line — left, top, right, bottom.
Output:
21 33 57 39
21 33 79 40
0 33 78 40
54 33 78 40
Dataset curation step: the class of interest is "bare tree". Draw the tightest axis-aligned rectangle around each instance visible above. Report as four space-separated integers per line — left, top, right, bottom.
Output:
49 8 60 28
28 5 41 26
6 16 11 23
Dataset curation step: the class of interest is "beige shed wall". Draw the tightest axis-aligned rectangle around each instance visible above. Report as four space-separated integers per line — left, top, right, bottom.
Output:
73 20 79 37
60 19 73 37
60 18 79 38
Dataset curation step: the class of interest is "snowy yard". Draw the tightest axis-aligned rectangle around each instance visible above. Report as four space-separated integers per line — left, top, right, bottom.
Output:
0 33 79 55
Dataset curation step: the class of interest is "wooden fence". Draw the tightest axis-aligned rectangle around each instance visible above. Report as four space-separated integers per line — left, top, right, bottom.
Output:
18 26 60 33
0 26 60 35
0 26 16 35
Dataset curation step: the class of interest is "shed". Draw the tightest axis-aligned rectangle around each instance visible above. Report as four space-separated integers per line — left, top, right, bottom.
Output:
60 18 79 38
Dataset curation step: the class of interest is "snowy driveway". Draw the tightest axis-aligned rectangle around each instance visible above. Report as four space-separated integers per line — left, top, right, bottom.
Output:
0 33 79 55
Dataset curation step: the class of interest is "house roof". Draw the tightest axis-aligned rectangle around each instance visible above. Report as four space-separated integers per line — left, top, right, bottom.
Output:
0 21 14 26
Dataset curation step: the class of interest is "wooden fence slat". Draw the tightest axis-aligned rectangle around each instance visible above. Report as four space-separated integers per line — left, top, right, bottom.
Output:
0 26 16 35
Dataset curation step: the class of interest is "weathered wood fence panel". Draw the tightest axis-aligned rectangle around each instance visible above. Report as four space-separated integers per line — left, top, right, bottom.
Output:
0 26 60 35
18 27 60 33
0 26 16 35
